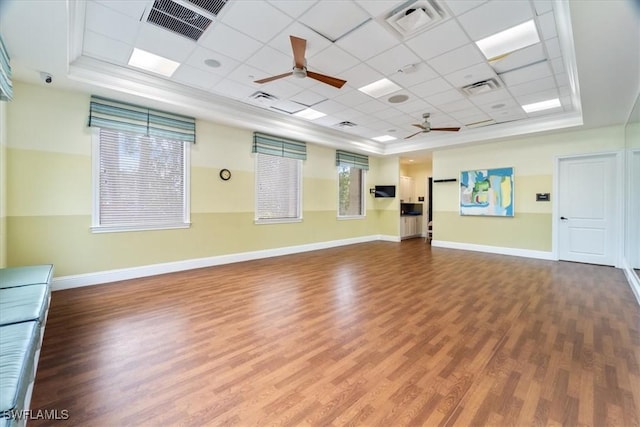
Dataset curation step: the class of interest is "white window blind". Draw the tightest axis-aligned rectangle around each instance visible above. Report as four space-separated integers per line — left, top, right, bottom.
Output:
338 165 365 217
255 153 301 222
93 128 189 231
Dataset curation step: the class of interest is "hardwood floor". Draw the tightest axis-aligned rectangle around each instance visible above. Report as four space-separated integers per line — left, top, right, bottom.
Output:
30 240 640 426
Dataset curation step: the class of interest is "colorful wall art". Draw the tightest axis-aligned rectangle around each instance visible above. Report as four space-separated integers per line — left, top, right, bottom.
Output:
460 167 514 216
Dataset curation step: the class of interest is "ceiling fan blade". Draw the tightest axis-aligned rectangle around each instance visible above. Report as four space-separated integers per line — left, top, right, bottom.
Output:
290 36 307 69
430 127 461 132
412 124 427 129
404 130 424 139
306 71 347 88
254 72 293 84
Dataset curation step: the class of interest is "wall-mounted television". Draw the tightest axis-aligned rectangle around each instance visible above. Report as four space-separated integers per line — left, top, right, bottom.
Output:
374 185 396 198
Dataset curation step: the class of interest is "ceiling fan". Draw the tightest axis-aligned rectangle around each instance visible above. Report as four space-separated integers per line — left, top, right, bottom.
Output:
405 113 461 139
254 36 347 89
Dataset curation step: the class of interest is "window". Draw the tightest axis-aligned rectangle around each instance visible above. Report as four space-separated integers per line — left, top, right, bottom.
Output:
338 165 365 217
255 153 302 223
336 150 368 218
92 128 190 232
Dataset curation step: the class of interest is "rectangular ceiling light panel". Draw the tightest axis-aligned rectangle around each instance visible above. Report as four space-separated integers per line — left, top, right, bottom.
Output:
128 48 181 77
522 98 561 113
294 108 326 120
358 78 402 98
475 20 540 61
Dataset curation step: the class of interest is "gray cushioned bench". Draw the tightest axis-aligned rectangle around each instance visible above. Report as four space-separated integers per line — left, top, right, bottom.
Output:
0 264 53 427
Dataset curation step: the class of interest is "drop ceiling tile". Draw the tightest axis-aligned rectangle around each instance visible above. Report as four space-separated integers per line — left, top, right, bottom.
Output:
136 24 197 63
333 89 373 107
438 99 476 114
85 2 139 45
515 88 559 106
290 90 327 107
213 80 259 100
456 112 492 125
500 61 552 87
172 65 221 90
261 78 305 98
348 112 382 126
478 97 521 114
355 1 398 17
445 0 487 17
225 63 267 86
313 99 349 115
425 89 465 106
443 62 496 88
491 109 528 122
526 106 561 118
550 57 564 75
353 99 388 114
508 76 556 97
339 63 384 89
83 30 133 65
267 0 318 18
392 99 434 115
270 99 307 114
545 37 561 58
457 0 534 40
219 1 293 43
367 45 422 76
336 107 368 122
309 45 360 75
469 88 513 106
336 20 398 61
273 22 332 58
490 43 546 74
185 47 240 77
94 0 148 20
368 119 399 132
533 0 554 15
429 44 485 75
405 20 470 60
298 1 370 41
409 77 454 98
246 46 294 75
198 23 262 62
308 81 348 98
537 11 557 40
312 114 344 127
389 62 439 88
373 108 408 120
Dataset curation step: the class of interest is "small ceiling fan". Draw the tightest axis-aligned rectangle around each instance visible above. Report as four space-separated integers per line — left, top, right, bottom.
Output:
404 113 461 139
254 36 347 89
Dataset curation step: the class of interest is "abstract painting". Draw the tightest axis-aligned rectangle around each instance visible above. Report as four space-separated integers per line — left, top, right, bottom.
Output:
460 167 514 216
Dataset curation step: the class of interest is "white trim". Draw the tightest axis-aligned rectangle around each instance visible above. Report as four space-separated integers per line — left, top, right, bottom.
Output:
622 258 640 307
553 150 624 267
431 240 554 260
51 234 399 291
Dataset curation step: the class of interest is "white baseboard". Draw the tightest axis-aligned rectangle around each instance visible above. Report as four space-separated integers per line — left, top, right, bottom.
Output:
51 235 398 291
431 240 555 261
622 258 640 306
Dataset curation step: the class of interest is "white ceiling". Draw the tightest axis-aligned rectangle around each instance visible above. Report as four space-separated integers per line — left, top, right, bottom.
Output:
0 0 638 157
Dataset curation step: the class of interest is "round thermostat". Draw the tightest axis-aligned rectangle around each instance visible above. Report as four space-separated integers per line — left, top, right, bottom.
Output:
219 169 231 181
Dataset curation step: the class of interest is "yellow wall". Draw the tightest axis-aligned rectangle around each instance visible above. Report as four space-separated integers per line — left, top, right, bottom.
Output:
432 126 625 251
6 82 399 276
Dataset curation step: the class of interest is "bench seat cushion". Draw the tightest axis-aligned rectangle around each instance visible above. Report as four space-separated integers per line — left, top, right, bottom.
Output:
0 265 54 289
0 322 39 414
0 285 50 326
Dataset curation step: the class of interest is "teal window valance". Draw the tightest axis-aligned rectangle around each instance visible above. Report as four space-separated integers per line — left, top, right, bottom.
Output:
252 132 307 160
336 150 369 170
0 35 13 101
88 96 196 143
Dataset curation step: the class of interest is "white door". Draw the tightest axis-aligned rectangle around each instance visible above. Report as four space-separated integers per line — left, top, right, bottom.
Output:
558 154 618 265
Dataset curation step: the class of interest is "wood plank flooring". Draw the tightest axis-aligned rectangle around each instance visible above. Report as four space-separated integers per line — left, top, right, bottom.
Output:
29 240 640 426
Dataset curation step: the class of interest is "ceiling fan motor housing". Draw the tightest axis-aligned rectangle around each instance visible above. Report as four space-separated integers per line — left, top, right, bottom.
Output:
292 67 307 78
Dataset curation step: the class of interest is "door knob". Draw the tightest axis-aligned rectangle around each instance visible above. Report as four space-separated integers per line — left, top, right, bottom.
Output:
560 216 568 220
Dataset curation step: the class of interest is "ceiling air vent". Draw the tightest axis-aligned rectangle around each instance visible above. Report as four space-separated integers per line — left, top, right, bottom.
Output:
336 121 357 128
460 78 502 97
185 0 228 16
248 91 278 107
383 0 448 39
146 0 212 41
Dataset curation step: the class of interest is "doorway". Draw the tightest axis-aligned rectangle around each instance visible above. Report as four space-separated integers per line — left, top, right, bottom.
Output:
556 153 621 266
